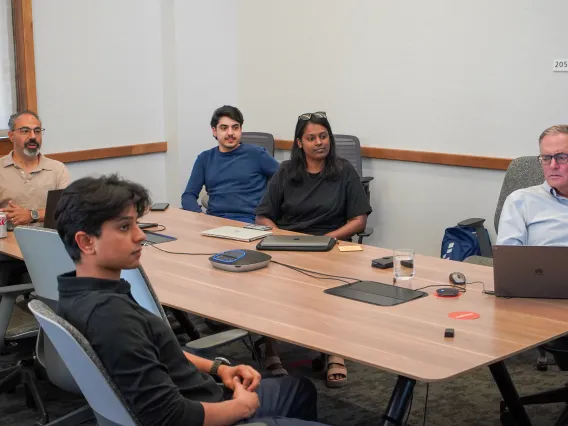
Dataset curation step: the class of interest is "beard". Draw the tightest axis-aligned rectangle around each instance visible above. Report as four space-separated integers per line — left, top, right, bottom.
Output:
23 141 40 157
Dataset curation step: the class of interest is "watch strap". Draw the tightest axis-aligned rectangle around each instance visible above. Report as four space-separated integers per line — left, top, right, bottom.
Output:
209 359 224 376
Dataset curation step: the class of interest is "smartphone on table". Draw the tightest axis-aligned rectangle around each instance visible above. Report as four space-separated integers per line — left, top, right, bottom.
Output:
150 203 170 211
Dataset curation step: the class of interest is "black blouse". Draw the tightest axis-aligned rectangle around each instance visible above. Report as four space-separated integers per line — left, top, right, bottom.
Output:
256 158 372 236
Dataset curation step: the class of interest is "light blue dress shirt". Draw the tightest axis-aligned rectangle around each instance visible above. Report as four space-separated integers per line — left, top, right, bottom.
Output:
496 181 568 246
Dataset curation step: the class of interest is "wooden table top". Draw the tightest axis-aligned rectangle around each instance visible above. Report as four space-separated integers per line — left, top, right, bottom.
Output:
0 232 23 260
3 210 568 382
138 209 568 382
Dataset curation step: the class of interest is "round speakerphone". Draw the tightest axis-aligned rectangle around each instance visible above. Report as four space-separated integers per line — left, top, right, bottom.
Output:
209 249 272 272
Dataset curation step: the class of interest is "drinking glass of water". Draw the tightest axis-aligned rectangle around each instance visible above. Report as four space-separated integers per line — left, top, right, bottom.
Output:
394 249 415 280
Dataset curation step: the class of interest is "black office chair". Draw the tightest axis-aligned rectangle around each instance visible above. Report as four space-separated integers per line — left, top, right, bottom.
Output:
0 283 48 425
242 132 275 156
500 338 568 425
334 134 374 243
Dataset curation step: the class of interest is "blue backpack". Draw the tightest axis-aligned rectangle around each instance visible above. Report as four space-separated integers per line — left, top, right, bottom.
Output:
440 226 481 261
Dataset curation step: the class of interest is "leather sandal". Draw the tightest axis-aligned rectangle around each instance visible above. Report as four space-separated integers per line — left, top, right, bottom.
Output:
263 355 288 377
326 355 347 388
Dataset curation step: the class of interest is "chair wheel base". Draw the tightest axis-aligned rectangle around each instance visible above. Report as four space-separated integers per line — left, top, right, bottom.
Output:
536 358 548 371
499 402 515 426
500 411 515 426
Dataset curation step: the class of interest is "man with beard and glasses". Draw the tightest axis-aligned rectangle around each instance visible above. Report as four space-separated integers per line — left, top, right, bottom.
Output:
181 105 279 223
0 110 70 227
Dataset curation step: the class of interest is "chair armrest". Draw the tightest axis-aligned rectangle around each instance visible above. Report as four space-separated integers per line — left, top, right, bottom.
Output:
457 218 493 258
185 328 249 352
458 218 486 228
0 283 34 296
361 176 374 184
357 227 374 244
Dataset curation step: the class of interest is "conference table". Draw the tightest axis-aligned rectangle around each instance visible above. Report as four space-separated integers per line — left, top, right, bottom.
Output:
4 209 568 425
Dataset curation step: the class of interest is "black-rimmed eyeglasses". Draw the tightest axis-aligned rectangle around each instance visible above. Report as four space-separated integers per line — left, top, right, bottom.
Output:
298 111 327 121
13 127 45 135
538 153 568 165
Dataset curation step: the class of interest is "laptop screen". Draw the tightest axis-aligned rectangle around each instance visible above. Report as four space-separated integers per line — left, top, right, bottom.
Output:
43 189 64 229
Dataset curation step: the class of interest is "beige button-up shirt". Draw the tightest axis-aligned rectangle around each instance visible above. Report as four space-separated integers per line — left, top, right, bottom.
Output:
0 151 70 209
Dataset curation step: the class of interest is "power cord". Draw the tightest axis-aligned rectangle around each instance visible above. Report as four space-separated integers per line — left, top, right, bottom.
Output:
270 260 360 285
139 222 166 232
423 383 429 426
466 281 495 295
145 243 215 256
414 283 466 293
404 391 414 425
403 383 429 426
414 281 495 296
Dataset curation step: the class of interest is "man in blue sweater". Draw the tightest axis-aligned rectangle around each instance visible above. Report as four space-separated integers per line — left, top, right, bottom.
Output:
182 106 279 223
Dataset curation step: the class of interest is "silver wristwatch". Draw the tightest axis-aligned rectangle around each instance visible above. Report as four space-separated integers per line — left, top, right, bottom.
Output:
30 209 40 223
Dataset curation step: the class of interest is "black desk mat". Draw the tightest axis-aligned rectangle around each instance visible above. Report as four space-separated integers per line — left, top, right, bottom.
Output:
324 280 428 307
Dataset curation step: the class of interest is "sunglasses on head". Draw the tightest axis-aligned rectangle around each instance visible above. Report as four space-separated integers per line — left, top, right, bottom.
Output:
298 111 327 121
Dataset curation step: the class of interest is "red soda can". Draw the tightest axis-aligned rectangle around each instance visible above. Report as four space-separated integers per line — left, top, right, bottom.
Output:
0 213 7 238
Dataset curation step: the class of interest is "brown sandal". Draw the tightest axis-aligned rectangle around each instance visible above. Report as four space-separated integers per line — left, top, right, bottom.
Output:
326 355 347 388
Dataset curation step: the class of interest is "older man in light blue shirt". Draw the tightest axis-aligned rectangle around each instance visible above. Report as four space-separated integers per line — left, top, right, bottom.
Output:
497 125 568 246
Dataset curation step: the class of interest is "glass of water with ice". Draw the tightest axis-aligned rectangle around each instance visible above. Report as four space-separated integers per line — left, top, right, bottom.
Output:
394 249 415 280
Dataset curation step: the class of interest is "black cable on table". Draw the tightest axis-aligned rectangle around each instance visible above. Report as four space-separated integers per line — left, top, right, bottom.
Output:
270 260 358 285
145 243 215 256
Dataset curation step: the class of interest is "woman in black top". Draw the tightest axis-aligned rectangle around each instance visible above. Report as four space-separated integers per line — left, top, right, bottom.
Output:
256 112 372 388
256 112 371 239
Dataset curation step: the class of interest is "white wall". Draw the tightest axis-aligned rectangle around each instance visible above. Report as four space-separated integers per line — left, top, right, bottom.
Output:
66 154 167 202
238 0 568 157
30 1 562 255
32 0 167 201
238 0 568 255
166 0 239 205
31 0 238 205
0 0 16 129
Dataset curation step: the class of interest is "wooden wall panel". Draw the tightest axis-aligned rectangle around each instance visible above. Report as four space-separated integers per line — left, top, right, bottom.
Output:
0 140 167 163
12 0 37 112
275 140 511 171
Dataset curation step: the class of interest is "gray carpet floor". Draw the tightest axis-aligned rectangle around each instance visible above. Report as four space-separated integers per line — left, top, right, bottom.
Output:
1 323 567 426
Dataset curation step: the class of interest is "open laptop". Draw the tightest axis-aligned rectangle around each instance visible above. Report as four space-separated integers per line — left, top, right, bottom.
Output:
256 235 336 252
493 245 568 298
43 189 64 230
201 226 272 242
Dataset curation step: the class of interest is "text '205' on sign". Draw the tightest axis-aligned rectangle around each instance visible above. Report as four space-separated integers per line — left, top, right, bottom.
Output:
553 59 568 72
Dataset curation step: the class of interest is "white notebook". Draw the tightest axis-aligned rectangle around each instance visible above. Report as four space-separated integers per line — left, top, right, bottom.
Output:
201 226 272 242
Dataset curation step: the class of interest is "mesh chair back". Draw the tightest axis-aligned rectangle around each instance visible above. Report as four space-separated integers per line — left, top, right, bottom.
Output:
241 132 275 157
29 300 140 426
494 156 544 233
120 267 167 321
334 134 363 177
14 226 165 318
15 226 167 392
15 227 74 307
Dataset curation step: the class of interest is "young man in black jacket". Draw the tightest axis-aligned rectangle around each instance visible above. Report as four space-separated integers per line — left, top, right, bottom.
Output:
54 174 327 426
